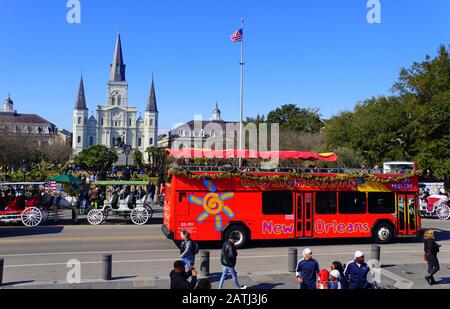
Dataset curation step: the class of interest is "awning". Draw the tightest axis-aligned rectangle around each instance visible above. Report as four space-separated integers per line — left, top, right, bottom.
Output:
165 149 338 162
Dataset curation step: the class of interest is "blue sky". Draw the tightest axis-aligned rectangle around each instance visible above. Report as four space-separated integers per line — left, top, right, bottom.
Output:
1 0 449 132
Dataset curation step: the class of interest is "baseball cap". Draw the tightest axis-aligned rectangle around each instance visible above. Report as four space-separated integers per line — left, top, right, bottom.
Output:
355 251 365 258
330 270 341 279
303 248 312 255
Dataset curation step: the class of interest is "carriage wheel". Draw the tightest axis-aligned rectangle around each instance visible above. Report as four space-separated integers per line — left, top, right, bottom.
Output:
21 207 43 227
131 207 149 225
437 205 450 221
87 209 104 225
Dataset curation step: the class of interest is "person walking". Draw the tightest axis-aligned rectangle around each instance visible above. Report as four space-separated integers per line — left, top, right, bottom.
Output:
295 248 320 290
180 230 198 270
424 230 441 285
170 260 198 290
331 261 347 289
327 270 343 289
344 251 372 289
219 234 247 289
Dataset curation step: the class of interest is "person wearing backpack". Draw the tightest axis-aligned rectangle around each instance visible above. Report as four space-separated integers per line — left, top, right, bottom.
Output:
180 230 198 270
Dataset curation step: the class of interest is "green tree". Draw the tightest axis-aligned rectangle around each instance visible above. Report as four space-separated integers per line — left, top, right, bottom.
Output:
267 104 323 133
73 145 118 175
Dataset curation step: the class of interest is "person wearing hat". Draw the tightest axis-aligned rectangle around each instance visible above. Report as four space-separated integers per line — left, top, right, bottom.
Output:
327 270 342 289
219 233 247 289
295 248 320 289
344 251 372 289
170 260 198 290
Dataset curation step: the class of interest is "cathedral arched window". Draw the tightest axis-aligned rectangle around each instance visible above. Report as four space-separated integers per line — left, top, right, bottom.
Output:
150 119 154 126
118 96 122 106
89 136 94 146
129 118 132 126
77 136 81 144
138 138 142 147
78 117 82 125
150 138 154 146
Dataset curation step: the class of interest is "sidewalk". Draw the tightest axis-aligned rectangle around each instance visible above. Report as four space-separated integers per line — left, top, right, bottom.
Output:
2 264 448 289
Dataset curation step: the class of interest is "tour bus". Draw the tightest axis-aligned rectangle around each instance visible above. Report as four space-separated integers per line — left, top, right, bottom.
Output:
162 150 420 248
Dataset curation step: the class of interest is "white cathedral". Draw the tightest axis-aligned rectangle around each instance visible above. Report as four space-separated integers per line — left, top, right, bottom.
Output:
72 33 158 159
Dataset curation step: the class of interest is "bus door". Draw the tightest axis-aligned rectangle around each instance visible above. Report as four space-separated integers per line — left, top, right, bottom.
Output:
397 193 418 235
295 193 314 238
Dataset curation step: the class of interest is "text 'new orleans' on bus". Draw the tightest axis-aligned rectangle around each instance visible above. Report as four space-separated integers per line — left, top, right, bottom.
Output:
162 149 420 248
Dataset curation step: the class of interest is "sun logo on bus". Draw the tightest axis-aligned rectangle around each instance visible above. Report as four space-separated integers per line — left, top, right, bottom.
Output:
188 179 235 231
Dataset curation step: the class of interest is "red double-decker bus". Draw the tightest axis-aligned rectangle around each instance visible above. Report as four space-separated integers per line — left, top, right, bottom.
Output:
162 150 420 248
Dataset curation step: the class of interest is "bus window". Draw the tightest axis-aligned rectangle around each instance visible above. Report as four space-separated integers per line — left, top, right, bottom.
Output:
262 191 293 215
339 192 366 214
315 192 337 214
368 192 395 214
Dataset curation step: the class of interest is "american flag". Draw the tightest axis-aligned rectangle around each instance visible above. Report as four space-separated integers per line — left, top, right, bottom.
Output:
230 28 243 42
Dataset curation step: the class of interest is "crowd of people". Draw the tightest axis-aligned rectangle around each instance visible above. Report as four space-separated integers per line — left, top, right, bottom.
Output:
170 230 443 290
79 182 157 210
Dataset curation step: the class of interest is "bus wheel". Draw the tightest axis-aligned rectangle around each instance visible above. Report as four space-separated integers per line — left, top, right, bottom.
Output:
373 223 394 244
224 225 249 249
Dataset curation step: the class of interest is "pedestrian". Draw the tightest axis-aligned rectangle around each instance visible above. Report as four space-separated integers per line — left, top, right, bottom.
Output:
180 230 198 270
170 260 198 290
344 251 372 289
219 233 247 289
331 261 347 289
295 248 320 290
424 230 441 285
327 270 343 289
112 164 118 177
317 268 329 289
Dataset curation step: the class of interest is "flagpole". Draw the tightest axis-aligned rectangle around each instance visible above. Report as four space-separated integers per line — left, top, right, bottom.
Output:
239 18 245 168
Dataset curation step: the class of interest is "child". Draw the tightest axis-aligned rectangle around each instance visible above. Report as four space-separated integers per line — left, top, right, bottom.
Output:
317 269 330 289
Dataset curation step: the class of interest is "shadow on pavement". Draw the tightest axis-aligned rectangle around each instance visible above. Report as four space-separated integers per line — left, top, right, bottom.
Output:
0 226 64 238
112 276 137 281
436 277 450 285
249 283 284 289
0 280 34 287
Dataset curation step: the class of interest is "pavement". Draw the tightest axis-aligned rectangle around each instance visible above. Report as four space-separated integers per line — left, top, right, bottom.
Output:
1 210 449 289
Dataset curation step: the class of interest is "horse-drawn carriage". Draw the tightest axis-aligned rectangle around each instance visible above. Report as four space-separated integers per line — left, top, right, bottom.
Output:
420 193 450 221
0 182 81 227
86 181 154 226
0 182 48 227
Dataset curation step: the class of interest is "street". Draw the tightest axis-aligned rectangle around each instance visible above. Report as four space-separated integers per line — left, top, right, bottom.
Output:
0 214 449 289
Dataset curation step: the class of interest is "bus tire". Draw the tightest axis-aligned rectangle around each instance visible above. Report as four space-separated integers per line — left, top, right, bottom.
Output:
372 222 395 244
224 225 249 249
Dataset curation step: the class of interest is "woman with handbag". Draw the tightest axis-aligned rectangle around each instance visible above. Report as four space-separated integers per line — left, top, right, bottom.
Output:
424 230 441 285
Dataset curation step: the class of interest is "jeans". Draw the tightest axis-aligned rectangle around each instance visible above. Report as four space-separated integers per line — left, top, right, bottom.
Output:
219 266 241 289
427 255 440 278
181 258 195 271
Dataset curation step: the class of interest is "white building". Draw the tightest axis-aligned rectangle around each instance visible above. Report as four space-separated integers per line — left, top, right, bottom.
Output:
72 33 158 160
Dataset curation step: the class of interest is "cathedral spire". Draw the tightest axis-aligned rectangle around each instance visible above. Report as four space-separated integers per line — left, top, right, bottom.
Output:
110 33 126 82
75 75 87 110
146 77 158 112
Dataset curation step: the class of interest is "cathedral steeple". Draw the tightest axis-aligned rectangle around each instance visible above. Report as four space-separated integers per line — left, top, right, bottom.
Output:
110 33 126 82
75 75 87 110
146 77 158 112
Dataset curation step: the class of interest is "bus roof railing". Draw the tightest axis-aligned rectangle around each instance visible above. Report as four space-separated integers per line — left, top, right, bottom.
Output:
169 165 415 175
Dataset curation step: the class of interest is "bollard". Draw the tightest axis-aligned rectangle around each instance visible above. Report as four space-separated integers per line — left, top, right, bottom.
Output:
102 254 112 281
0 258 4 286
371 245 381 262
199 251 210 278
288 248 298 273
